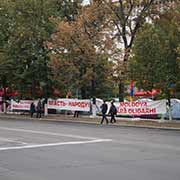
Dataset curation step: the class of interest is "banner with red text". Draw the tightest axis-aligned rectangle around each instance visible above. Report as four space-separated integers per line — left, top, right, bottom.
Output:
48 99 90 112
115 100 166 115
11 100 33 111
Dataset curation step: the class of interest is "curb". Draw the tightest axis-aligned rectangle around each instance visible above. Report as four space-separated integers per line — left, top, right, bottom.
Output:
0 114 180 131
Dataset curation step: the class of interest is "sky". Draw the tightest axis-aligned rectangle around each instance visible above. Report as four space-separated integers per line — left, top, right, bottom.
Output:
82 0 90 5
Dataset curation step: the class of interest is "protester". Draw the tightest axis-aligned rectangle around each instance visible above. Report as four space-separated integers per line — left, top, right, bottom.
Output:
73 111 79 117
100 100 108 124
36 99 42 118
30 102 35 118
109 101 117 123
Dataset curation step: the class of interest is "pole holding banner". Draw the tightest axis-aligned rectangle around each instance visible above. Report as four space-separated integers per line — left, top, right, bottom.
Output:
44 103 48 116
3 102 6 113
167 99 172 121
44 98 48 116
0 97 2 113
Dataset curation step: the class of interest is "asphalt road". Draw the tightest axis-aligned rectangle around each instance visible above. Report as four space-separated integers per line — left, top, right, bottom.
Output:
0 118 180 180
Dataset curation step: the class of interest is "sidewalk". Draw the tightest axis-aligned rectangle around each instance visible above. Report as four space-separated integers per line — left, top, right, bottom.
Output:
0 113 180 130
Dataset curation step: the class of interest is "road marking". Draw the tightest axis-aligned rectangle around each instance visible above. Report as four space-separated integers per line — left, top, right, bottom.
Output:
0 127 98 140
0 139 112 152
0 127 112 151
0 137 27 145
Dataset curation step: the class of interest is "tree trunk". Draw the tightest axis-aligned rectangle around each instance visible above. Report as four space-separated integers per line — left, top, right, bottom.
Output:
118 81 124 102
81 88 86 99
31 80 36 98
118 51 129 102
91 80 96 97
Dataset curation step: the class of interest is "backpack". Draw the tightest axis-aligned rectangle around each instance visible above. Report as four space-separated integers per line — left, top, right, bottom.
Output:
111 105 117 114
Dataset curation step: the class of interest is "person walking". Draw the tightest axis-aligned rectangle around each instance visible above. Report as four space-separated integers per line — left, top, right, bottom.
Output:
36 99 42 118
109 101 117 123
100 100 108 124
73 111 79 117
30 102 35 118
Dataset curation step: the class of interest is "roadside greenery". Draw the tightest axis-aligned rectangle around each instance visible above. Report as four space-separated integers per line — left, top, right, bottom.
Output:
129 8 180 99
0 0 179 100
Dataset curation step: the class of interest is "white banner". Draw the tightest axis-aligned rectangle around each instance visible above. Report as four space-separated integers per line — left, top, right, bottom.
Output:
11 100 33 111
48 99 90 112
115 100 166 115
10 99 167 115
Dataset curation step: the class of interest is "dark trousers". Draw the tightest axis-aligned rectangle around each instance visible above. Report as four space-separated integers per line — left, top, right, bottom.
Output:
36 110 42 118
110 114 116 123
74 111 79 117
100 113 108 124
30 112 34 118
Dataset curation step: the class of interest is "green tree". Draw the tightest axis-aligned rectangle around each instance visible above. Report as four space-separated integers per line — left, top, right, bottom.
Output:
49 0 83 20
129 9 180 99
92 0 173 101
49 2 115 98
0 0 86 99
0 0 56 98
0 0 17 100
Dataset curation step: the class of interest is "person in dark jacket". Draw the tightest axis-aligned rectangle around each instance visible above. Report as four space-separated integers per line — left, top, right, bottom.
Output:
30 102 35 118
73 111 79 117
36 100 42 118
109 101 117 123
100 100 108 124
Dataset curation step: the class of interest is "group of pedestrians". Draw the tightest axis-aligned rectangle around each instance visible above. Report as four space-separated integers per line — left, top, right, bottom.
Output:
30 100 42 118
30 98 117 123
100 100 117 124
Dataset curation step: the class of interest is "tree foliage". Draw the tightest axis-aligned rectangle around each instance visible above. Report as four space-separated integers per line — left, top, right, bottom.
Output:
1 0 180 100
49 1 115 98
129 6 180 98
90 0 172 101
0 0 76 98
0 0 15 90
7 0 55 98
